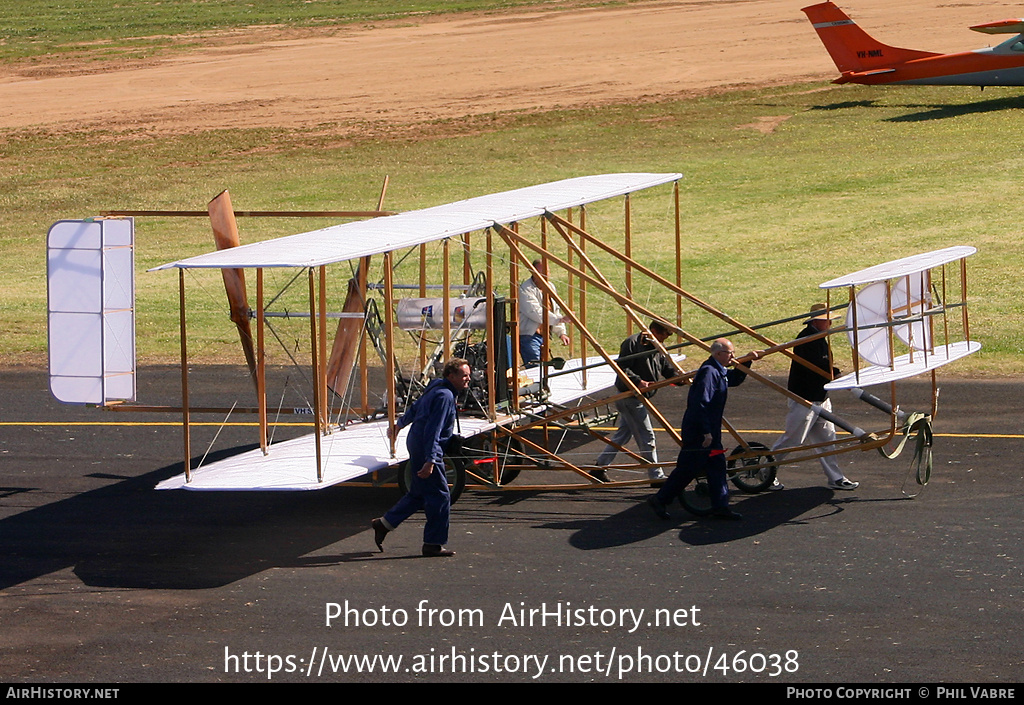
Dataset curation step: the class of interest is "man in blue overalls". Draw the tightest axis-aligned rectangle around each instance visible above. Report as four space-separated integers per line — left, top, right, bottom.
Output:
649 339 756 521
372 358 471 557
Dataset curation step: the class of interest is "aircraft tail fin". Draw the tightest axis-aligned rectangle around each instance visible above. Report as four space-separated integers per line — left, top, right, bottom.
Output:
802 2 938 80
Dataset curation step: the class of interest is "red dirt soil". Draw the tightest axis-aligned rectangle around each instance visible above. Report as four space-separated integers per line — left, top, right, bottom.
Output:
1 0 1018 135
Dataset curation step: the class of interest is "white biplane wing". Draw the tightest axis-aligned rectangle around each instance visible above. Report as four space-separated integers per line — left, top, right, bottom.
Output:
155 356 626 491
825 340 981 390
152 173 681 271
819 246 979 389
151 173 683 491
818 246 976 289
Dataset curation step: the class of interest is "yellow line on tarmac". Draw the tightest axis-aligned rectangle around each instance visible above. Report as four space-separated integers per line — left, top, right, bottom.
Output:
3 423 1021 438
592 426 1024 439
934 433 1024 439
0 421 313 427
738 429 1024 439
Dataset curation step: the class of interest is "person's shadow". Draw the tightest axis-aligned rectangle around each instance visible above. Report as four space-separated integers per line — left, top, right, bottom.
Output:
555 487 905 549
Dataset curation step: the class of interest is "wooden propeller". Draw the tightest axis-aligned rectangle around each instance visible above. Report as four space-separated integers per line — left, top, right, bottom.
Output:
325 261 367 398
325 178 388 401
208 190 257 384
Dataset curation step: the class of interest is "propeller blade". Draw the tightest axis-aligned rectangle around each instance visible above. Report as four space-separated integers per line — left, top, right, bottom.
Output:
327 180 387 401
326 260 367 398
208 190 257 381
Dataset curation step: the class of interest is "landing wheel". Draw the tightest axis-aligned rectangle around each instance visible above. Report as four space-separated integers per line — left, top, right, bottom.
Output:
728 442 778 493
679 478 714 517
467 434 524 485
396 454 468 504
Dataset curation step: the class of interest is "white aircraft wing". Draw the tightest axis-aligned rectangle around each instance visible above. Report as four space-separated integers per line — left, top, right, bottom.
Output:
155 356 641 491
151 173 681 271
818 245 976 289
825 341 981 389
818 246 980 387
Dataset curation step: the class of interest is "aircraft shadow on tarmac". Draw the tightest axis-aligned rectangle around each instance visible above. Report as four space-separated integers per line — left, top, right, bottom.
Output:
0 445 399 591
562 487 911 550
0 443 922 589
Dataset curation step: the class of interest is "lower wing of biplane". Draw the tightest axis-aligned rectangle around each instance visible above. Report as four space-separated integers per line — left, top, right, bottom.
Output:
152 356 627 491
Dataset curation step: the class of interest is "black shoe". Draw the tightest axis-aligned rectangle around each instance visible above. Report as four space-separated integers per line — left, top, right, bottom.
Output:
589 468 610 483
422 544 455 557
648 496 671 520
371 518 389 552
710 507 743 521
679 480 708 506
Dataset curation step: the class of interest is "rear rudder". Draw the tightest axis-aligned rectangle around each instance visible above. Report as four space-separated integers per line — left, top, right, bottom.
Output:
802 2 937 74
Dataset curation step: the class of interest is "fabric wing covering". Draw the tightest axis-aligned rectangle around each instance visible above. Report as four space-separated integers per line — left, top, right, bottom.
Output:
151 173 682 271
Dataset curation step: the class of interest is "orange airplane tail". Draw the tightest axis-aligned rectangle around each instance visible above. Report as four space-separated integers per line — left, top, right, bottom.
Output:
802 2 939 79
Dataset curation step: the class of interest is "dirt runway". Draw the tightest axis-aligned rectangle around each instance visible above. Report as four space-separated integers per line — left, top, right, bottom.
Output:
2 0 1021 134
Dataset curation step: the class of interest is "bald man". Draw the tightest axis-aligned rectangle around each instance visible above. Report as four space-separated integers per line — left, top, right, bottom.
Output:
649 339 755 521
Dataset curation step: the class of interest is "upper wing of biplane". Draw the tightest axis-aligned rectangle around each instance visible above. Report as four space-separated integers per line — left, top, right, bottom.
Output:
151 173 681 271
819 245 980 389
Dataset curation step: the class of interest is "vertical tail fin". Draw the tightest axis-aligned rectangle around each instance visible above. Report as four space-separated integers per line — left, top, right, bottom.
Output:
802 2 937 76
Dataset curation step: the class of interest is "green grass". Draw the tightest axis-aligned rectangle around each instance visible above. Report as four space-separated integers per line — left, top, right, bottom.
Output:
0 0 619 64
4 78 1022 374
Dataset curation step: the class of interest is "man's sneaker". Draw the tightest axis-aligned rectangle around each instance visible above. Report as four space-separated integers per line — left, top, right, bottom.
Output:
648 468 667 481
422 544 455 557
757 468 783 491
828 478 859 491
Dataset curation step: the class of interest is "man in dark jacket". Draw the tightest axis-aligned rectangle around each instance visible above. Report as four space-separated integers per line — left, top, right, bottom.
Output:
372 358 471 557
593 320 679 482
769 303 858 491
649 339 753 520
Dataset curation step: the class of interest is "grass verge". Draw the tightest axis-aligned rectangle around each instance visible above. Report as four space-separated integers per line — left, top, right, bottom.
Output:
3 82 1021 375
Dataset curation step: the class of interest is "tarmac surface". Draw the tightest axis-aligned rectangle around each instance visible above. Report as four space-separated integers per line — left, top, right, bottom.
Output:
1 366 1021 683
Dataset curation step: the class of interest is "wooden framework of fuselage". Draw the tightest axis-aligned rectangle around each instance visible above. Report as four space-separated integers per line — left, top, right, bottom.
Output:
113 179 975 492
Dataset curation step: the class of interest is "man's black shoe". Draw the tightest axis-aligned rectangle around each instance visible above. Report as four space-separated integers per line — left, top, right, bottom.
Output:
710 507 743 521
422 544 456 557
371 518 389 552
648 496 671 520
588 468 610 483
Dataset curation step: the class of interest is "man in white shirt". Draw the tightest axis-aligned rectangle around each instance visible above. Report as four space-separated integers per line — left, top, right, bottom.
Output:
518 259 569 366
